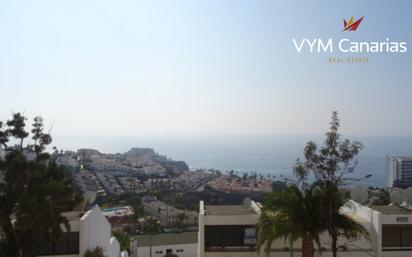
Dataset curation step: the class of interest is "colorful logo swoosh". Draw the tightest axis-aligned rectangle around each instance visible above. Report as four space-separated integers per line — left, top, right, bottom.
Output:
343 16 364 31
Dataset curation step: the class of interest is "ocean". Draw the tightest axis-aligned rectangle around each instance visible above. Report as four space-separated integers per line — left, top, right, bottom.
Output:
55 134 412 187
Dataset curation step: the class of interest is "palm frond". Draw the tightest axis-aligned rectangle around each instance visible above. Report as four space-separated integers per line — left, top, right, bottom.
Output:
336 214 370 241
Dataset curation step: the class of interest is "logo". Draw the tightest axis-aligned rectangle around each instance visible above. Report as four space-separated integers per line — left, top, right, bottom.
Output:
291 16 408 59
343 16 364 31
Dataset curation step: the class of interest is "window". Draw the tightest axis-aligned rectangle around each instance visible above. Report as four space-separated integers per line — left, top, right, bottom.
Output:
205 225 256 248
166 249 172 254
382 225 412 248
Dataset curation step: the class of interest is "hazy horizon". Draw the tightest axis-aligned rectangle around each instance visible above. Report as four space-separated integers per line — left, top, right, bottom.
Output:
51 133 412 153
47 133 412 187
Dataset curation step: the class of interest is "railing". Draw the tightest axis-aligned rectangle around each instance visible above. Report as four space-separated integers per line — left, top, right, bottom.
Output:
382 247 412 251
205 246 256 252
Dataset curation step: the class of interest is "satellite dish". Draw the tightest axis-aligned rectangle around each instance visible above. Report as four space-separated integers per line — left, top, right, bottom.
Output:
404 187 412 203
350 185 368 204
83 191 97 205
243 197 252 208
390 191 405 205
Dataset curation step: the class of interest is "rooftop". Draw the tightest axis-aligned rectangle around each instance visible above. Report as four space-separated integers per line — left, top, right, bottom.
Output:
205 205 257 216
370 205 412 215
135 232 198 247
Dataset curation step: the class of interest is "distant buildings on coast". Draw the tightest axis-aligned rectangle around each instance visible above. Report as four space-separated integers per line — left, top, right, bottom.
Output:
387 156 412 188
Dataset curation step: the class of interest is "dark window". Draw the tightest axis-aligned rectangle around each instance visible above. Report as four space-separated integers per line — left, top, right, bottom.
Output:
382 225 412 248
166 249 172 254
205 225 256 248
382 226 401 247
402 227 412 247
38 232 79 255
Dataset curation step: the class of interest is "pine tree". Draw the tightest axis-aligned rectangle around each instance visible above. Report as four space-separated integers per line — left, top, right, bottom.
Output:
0 113 80 257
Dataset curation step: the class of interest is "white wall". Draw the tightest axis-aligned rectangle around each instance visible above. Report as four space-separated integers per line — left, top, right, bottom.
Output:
107 237 121 257
343 200 382 257
37 206 122 257
381 214 412 224
371 209 382 257
120 251 129 257
80 205 121 257
342 200 412 257
198 201 205 257
204 214 258 226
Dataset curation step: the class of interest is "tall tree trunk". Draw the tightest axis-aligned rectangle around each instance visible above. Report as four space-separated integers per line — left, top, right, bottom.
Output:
149 235 152 257
328 183 338 257
1 217 20 257
289 240 294 257
301 236 314 257
331 233 338 257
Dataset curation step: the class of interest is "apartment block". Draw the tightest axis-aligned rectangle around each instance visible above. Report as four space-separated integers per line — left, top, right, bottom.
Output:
131 231 197 257
388 156 412 188
198 199 407 257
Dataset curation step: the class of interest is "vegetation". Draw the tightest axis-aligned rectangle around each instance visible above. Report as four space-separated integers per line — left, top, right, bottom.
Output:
257 184 325 257
176 212 188 229
113 230 131 252
369 187 390 205
140 216 161 257
0 113 80 257
293 111 370 257
257 111 370 257
83 246 107 257
128 194 144 220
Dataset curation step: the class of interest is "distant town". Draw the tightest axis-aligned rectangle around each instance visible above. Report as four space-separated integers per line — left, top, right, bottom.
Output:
54 147 280 231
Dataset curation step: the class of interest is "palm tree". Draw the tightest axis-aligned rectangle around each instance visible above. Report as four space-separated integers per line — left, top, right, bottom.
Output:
141 217 161 257
257 184 370 257
257 185 324 257
176 212 188 229
293 111 370 257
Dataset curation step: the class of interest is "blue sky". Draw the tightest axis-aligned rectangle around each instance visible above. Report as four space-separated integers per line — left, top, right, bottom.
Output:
1 0 411 139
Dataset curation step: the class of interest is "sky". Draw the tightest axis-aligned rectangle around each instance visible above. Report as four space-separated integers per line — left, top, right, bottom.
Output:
1 0 412 141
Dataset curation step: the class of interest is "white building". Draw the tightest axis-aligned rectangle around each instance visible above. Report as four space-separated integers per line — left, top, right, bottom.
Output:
345 201 412 257
198 199 262 257
143 165 166 175
143 199 198 227
387 156 412 188
131 231 197 257
198 199 380 257
36 205 128 257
